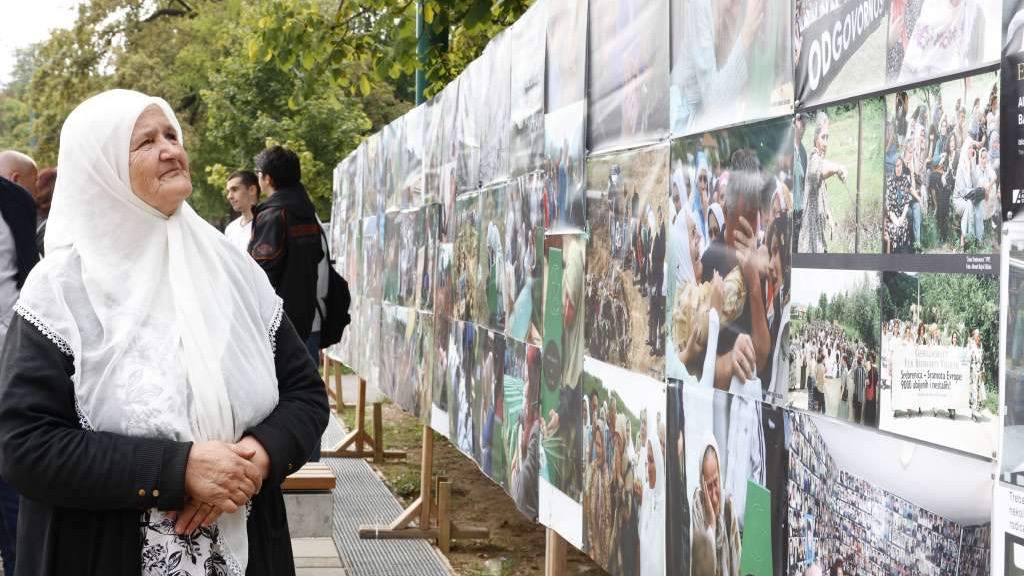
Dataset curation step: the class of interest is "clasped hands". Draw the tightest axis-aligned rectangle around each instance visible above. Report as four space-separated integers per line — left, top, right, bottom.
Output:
167 436 270 535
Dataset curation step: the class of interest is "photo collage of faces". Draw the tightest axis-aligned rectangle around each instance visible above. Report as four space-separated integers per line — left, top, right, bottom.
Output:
326 0 1018 574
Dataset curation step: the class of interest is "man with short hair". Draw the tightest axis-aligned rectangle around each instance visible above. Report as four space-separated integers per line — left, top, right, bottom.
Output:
224 169 260 252
249 146 324 347
0 149 40 576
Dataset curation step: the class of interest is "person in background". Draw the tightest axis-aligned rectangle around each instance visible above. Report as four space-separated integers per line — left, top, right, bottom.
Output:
0 150 42 576
249 146 324 344
792 113 807 245
32 168 56 257
224 169 260 252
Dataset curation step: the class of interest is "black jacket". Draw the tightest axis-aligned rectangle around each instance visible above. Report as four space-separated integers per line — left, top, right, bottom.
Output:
0 314 329 576
249 184 323 341
0 177 40 286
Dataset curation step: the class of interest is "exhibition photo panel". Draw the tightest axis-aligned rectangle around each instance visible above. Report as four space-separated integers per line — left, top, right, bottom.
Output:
585 144 670 380
581 357 667 576
503 340 543 520
787 268 882 426
510 0 547 178
665 118 794 403
1002 223 1024 486
794 99 885 255
670 0 794 136
506 173 547 346
672 384 789 576
587 0 670 153
879 270 1000 457
1001 0 1024 218
787 411 992 575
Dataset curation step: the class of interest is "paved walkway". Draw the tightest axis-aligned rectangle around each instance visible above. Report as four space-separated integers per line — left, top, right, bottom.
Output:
293 396 452 576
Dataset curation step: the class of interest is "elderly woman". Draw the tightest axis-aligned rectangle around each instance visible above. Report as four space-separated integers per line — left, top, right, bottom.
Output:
798 112 847 254
0 90 328 575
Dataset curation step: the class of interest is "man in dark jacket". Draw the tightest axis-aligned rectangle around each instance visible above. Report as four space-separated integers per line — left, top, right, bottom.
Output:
249 146 324 343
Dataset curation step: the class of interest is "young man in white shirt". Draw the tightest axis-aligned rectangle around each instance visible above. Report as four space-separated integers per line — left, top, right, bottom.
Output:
224 169 260 251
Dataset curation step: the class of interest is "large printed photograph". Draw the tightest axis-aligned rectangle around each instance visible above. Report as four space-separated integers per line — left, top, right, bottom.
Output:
787 269 882 426
669 385 789 576
886 0 1000 85
587 0 670 152
585 144 669 379
510 1 546 178
788 411 992 576
503 340 542 519
581 358 667 575
666 119 794 403
883 71 1000 254
670 0 794 136
506 173 546 345
879 271 999 457
794 101 885 255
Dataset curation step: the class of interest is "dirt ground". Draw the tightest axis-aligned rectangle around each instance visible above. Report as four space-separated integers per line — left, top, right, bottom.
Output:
338 402 605 576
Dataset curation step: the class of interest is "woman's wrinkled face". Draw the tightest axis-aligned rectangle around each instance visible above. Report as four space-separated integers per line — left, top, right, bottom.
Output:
702 447 721 519
129 105 191 216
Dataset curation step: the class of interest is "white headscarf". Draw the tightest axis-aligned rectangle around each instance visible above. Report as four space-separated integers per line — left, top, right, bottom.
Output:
16 89 282 570
638 412 666 576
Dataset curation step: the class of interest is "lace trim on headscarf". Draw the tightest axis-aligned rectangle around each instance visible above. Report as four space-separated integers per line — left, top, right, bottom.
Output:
268 300 284 354
13 302 74 357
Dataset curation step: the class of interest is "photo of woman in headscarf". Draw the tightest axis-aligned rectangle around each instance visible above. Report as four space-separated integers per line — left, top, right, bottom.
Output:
691 437 741 576
798 112 848 254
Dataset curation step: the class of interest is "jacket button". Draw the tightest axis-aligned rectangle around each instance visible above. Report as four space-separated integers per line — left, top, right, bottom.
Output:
137 489 146 497
152 489 160 498
287 463 293 471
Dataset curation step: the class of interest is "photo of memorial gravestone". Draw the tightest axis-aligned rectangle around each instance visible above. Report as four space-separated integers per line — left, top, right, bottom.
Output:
788 268 882 426
670 0 793 136
538 233 586 547
506 173 546 345
793 100 885 255
503 340 542 520
879 270 999 457
581 357 667 576
666 119 794 400
883 72 1001 255
585 144 669 379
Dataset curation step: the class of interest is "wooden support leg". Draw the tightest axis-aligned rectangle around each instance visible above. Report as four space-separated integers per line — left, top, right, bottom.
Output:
373 402 384 464
437 480 451 554
357 425 488 545
545 528 567 576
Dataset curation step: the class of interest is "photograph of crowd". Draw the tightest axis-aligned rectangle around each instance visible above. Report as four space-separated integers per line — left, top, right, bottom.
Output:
794 101 885 255
503 340 542 520
383 118 401 213
795 0 889 106
509 1 546 178
544 0 586 113
540 234 586 506
674 385 789 576
669 0 793 136
788 269 881 427
544 101 586 232
959 524 991 575
506 173 546 345
474 328 506 484
587 0 669 153
879 271 998 456
452 192 482 324
886 0 1000 85
479 185 509 332
883 72 1000 254
581 357 667 576
787 411 992 576
585 145 669 378
666 118 794 401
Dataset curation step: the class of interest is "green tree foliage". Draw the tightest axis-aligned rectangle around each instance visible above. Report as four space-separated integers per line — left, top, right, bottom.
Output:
2 0 529 221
